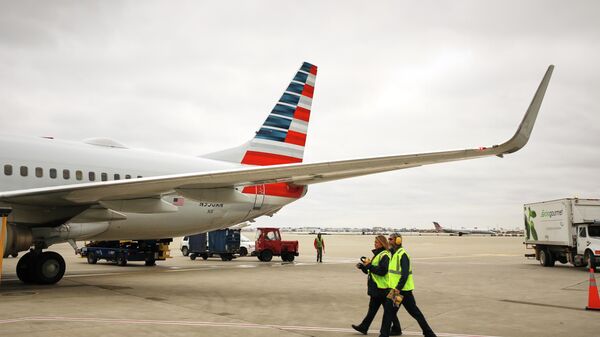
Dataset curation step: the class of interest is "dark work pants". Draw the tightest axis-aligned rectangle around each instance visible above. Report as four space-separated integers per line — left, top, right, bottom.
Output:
358 295 400 332
380 291 435 337
316 248 322 262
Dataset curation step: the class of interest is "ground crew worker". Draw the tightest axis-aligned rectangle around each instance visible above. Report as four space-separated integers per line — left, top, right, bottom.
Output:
352 235 401 335
380 234 436 337
314 233 325 263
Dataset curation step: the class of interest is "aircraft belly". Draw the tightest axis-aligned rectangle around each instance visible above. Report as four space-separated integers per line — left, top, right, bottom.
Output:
89 201 251 240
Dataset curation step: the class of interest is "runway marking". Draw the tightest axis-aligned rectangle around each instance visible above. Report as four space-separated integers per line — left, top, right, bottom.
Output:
0 316 503 337
500 299 583 311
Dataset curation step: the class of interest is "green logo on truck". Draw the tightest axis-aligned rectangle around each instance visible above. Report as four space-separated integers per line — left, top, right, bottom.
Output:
525 207 538 240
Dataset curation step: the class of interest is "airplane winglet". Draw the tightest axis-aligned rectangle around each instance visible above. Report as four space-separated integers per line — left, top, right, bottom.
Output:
497 65 554 155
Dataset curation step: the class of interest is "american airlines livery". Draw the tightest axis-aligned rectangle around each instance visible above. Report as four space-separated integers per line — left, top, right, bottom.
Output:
0 63 553 284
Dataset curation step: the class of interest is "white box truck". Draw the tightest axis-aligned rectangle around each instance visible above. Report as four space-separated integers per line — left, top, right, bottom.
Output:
524 198 600 269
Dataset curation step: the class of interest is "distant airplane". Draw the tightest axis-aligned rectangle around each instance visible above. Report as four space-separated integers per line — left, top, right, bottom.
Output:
433 222 497 236
0 62 552 284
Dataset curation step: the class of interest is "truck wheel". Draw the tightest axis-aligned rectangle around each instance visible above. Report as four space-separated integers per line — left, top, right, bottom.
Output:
282 252 294 262
539 249 555 267
117 255 127 266
87 253 98 264
181 246 189 257
239 247 248 257
145 258 156 266
11 252 18 258
260 250 273 262
220 254 229 261
201 254 208 260
190 253 197 260
585 250 597 270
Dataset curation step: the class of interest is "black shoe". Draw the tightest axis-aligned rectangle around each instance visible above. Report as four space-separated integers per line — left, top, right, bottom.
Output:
351 324 367 335
389 329 402 336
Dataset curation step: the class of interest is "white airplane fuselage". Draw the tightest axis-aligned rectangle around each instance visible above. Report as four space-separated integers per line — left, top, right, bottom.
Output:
0 134 301 241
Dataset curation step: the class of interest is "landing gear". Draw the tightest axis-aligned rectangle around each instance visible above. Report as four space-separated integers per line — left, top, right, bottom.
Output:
16 250 66 284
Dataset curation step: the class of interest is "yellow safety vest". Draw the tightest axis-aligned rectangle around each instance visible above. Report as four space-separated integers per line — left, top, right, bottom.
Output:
316 237 323 248
388 248 415 291
369 250 391 289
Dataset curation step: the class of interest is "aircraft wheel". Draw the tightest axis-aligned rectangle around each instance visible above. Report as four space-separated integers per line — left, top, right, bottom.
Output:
34 251 66 284
16 251 36 283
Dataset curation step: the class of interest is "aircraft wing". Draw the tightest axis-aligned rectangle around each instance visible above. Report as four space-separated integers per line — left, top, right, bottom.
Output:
0 65 553 207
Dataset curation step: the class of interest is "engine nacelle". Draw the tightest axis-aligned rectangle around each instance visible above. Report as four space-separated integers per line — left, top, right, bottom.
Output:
32 222 110 246
3 224 33 257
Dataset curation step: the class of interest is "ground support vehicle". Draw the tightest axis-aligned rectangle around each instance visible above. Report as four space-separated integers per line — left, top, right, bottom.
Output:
189 228 240 261
238 234 255 256
80 239 172 266
252 227 298 262
524 198 600 269
180 236 190 256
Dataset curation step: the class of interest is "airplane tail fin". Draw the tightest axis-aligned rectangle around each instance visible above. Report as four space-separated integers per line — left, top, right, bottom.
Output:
202 62 317 166
433 222 442 231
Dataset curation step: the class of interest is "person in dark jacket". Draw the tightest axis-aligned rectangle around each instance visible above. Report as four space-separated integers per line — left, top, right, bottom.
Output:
352 235 401 335
379 233 436 337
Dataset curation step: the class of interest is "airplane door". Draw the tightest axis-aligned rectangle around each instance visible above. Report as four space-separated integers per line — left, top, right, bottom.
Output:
253 184 265 210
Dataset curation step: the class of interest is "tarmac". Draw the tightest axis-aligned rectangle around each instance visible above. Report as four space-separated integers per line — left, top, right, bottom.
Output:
0 234 597 337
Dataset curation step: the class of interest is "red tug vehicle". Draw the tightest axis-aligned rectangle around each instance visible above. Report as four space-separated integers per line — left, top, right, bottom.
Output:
253 227 299 262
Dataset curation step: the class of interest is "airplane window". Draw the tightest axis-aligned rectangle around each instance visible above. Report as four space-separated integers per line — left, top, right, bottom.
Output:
76 170 83 181
101 173 107 181
4 164 12 176
20 166 28 177
49 168 57 179
63 169 70 180
35 167 43 178
114 174 120 180
125 174 131 179
89 172 96 181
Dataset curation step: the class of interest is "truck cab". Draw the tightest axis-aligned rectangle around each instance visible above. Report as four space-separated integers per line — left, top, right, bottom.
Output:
253 227 299 262
576 224 600 269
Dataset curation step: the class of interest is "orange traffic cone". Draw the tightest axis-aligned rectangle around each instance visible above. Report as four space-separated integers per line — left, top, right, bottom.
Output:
586 268 600 311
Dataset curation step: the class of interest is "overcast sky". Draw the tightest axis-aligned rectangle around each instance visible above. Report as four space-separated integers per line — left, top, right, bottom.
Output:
0 1 599 230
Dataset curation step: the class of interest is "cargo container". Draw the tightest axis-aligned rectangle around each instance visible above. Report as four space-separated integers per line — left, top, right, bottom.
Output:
524 198 600 269
188 228 240 261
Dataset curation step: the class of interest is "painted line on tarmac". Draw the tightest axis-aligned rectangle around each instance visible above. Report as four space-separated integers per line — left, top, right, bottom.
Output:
0 316 503 337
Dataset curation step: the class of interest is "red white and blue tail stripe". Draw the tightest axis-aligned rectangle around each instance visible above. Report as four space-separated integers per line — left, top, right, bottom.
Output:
203 62 317 167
